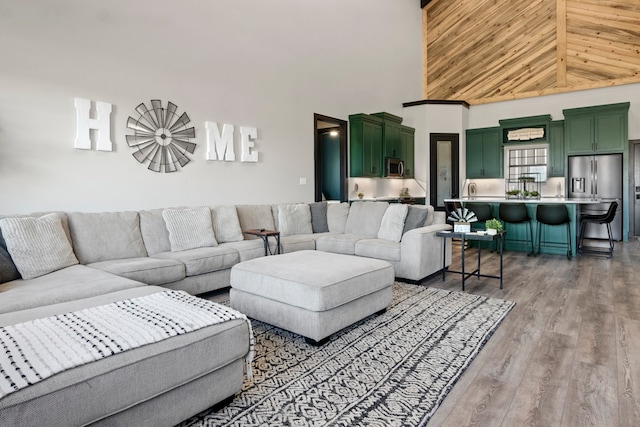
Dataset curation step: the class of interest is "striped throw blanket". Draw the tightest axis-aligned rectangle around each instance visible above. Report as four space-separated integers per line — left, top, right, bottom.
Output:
0 290 254 399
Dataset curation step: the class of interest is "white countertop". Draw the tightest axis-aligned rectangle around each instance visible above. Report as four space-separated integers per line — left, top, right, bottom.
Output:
447 197 605 204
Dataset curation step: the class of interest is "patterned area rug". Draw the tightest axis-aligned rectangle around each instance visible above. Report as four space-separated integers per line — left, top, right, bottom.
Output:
181 282 515 427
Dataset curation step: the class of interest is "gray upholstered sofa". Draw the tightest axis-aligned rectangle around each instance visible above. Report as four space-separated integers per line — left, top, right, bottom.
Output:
0 200 451 426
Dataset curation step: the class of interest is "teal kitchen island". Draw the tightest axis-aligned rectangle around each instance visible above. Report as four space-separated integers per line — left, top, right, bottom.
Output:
445 197 606 256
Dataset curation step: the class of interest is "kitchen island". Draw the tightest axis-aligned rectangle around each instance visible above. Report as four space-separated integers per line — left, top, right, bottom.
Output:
445 197 602 256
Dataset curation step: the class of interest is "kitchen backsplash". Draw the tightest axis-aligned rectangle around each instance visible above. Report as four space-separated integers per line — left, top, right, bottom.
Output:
347 178 427 200
462 177 565 198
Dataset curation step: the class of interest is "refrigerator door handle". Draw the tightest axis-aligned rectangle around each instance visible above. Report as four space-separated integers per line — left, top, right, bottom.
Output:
594 159 598 197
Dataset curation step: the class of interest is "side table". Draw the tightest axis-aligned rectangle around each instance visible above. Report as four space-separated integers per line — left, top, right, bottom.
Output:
436 230 506 291
243 229 281 256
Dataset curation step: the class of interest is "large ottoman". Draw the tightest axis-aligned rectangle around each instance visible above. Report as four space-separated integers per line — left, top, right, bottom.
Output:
230 250 394 344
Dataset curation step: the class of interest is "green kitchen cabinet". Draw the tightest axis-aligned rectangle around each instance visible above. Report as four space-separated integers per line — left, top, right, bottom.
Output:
349 114 383 177
372 112 403 159
400 125 415 178
548 120 565 177
564 102 629 155
465 126 502 178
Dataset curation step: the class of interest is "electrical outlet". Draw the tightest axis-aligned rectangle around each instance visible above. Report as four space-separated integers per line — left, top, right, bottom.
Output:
299 177 307 185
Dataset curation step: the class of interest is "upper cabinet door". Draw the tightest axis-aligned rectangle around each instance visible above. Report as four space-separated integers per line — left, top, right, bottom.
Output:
548 121 565 177
466 127 502 178
349 114 383 177
564 102 629 155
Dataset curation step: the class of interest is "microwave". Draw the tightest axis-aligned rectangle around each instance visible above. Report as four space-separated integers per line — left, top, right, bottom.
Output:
385 157 404 178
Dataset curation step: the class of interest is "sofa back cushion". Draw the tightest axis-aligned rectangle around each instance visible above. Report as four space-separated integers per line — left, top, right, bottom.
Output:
309 202 329 233
68 211 148 264
0 213 79 279
344 201 389 237
162 207 218 251
326 203 349 233
278 204 313 236
377 204 409 242
211 205 244 243
139 208 172 255
236 205 276 239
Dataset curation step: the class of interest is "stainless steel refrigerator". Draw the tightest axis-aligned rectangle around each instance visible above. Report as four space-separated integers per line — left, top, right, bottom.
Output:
568 154 623 240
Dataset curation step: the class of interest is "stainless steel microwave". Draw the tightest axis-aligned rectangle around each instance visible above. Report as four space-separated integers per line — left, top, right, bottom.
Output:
385 157 404 178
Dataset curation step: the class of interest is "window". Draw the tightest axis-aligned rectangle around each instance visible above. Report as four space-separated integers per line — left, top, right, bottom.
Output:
505 144 548 182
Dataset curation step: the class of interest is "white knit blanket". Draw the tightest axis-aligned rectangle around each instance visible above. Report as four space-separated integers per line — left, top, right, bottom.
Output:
0 291 254 399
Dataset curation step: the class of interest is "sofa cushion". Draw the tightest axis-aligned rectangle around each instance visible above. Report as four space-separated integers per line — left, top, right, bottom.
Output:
218 240 266 262
344 201 389 237
152 246 239 277
403 205 430 234
212 205 244 243
163 207 218 252
278 204 312 237
139 208 172 256
68 211 148 264
0 265 144 314
315 234 369 255
0 213 79 279
355 238 401 262
309 202 329 233
280 234 316 253
377 204 409 242
88 257 185 286
236 205 276 238
326 203 349 233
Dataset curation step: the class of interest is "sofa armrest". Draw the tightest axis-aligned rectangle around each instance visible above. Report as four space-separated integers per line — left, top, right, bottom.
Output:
432 211 446 225
396 223 452 281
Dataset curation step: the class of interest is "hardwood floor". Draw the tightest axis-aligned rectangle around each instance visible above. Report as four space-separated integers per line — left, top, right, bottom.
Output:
426 239 640 427
205 240 640 426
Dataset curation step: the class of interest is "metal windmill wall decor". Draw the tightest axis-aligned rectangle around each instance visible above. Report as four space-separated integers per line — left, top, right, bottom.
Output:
126 100 196 173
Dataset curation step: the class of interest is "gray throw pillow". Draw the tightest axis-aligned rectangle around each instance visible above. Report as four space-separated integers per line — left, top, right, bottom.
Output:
403 205 430 234
309 202 329 233
0 245 21 283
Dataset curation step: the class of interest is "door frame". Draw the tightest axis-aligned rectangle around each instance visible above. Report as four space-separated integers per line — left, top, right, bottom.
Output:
314 114 348 202
629 139 640 237
429 133 460 210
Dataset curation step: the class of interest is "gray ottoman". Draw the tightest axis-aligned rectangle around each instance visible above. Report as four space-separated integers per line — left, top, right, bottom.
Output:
230 250 394 344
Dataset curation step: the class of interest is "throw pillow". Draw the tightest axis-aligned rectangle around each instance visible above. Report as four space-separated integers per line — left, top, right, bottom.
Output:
0 213 79 280
162 207 218 252
377 204 409 242
309 201 329 233
403 205 430 234
345 201 389 236
212 205 244 243
278 204 313 237
0 245 20 283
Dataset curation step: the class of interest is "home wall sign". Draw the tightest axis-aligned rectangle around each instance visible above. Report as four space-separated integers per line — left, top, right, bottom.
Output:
205 121 259 162
74 98 113 151
125 100 196 173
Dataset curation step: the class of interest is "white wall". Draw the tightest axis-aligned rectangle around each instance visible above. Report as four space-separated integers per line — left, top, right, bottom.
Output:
0 0 423 214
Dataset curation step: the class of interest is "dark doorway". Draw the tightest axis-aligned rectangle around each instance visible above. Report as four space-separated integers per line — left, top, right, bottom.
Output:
429 133 460 210
314 114 348 202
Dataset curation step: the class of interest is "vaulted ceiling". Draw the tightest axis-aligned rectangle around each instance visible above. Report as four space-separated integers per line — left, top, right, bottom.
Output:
421 0 640 105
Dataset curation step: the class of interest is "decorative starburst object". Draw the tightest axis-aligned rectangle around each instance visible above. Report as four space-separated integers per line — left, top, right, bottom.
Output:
126 100 196 173
447 207 478 223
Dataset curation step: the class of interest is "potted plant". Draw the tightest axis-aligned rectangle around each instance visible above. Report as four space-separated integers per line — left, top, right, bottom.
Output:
485 218 503 235
357 192 364 199
506 189 520 199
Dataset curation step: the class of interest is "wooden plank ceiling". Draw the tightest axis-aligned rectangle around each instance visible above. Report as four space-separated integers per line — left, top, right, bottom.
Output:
422 0 640 105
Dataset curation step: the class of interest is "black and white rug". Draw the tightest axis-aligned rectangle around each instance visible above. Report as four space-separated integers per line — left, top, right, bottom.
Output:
181 282 515 427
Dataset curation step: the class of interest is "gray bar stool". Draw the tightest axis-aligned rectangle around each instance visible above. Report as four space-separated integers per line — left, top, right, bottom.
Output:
499 203 533 255
536 204 571 259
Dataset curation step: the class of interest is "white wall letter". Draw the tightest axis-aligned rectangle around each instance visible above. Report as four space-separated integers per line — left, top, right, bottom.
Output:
240 126 259 162
74 98 113 151
205 121 236 161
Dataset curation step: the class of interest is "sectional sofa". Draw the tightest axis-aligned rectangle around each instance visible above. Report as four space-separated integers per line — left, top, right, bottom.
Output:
0 200 451 426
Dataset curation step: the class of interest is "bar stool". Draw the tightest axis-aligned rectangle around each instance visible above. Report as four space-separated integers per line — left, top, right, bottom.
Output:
467 203 493 250
536 204 571 259
578 201 618 258
499 203 533 255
